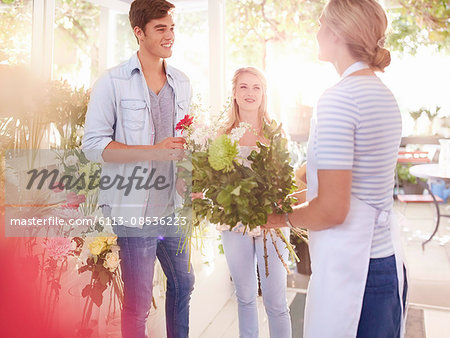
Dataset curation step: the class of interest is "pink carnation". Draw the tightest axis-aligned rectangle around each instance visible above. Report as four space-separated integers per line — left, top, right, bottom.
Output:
44 237 74 260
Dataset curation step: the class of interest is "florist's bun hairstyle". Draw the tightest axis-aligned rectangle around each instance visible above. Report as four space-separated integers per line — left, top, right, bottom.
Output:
322 0 391 72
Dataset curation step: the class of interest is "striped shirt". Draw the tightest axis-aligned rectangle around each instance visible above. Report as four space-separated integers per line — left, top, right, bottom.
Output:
314 75 402 258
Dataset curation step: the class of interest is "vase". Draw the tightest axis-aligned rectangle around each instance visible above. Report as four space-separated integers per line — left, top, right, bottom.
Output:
402 182 424 195
295 241 312 276
97 284 122 337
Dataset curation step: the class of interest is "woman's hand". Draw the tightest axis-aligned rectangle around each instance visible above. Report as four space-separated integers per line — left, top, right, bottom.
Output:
176 177 187 196
176 179 204 200
191 192 204 200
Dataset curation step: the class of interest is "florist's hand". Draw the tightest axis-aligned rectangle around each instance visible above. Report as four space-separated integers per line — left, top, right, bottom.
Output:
289 190 307 206
262 213 285 229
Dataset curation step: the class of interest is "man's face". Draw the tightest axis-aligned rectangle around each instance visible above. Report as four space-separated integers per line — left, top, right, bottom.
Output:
137 15 175 59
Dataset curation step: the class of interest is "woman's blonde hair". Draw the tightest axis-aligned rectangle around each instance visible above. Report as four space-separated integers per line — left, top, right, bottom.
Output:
223 67 272 134
322 0 391 72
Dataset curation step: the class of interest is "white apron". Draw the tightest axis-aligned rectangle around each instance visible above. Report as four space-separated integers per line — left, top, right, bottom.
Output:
303 63 407 338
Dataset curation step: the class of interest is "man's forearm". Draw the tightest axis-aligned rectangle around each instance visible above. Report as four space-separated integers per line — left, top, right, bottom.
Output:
102 141 154 163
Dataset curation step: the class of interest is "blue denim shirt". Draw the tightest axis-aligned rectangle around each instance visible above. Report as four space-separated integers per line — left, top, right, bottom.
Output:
82 52 192 226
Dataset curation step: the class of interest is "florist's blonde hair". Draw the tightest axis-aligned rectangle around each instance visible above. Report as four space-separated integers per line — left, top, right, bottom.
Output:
322 0 391 72
223 67 272 135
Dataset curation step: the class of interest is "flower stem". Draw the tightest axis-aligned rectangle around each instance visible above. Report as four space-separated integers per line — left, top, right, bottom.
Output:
269 230 291 274
276 228 300 263
263 230 269 278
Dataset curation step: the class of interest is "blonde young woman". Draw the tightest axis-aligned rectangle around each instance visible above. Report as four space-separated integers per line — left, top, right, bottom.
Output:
266 1 408 337
217 67 292 338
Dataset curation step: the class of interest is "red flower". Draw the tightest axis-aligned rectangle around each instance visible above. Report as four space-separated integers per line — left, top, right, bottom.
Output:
53 183 64 193
65 192 86 209
175 115 194 134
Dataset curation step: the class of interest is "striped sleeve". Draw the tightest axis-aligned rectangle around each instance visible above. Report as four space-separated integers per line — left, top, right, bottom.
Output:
316 88 359 170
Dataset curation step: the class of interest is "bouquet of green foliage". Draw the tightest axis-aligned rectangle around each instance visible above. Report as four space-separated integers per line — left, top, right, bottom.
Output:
177 112 307 276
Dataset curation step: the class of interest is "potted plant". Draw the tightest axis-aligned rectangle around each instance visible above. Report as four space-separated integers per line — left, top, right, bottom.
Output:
423 106 441 135
396 163 425 194
291 233 311 275
409 109 423 135
291 164 311 275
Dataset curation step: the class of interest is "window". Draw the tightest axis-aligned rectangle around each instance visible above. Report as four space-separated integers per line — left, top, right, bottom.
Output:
0 0 33 65
53 0 100 88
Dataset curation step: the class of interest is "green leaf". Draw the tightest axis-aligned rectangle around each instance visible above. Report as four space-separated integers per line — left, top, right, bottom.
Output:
90 284 106 307
217 190 232 206
177 160 193 171
230 185 241 196
224 206 233 214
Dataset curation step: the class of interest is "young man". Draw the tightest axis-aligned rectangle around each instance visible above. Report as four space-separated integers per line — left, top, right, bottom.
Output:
82 1 194 337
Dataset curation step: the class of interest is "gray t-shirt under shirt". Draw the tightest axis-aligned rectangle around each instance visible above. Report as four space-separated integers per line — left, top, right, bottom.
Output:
144 81 176 221
151 81 175 144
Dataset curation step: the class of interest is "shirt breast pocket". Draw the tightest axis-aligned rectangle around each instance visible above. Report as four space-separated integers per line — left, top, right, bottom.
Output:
121 100 146 131
176 100 190 125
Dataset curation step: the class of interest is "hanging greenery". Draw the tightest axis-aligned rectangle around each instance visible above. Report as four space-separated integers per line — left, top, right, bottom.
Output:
226 0 450 68
387 0 449 54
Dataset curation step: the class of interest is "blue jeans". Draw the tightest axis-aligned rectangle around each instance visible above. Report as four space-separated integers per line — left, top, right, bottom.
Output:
357 255 408 338
115 224 195 338
221 230 292 338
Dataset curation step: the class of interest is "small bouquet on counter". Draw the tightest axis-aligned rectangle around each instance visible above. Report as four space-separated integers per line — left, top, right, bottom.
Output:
176 105 307 276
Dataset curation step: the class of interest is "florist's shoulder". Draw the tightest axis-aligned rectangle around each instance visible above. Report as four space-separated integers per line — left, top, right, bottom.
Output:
317 81 357 111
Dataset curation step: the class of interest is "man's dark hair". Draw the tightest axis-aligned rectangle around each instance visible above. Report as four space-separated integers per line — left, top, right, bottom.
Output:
129 0 175 43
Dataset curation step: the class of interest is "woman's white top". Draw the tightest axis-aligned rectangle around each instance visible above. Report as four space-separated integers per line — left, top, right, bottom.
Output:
313 75 402 258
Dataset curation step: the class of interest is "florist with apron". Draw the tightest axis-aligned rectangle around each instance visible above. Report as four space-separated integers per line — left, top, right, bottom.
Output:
264 2 408 337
